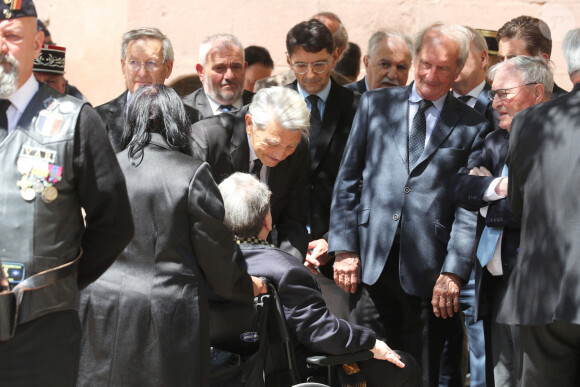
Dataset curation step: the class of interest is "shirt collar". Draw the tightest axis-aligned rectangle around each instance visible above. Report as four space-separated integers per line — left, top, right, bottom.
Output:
8 74 39 114
364 76 370 92
206 91 243 114
296 78 332 103
409 82 447 111
452 80 486 100
247 134 258 163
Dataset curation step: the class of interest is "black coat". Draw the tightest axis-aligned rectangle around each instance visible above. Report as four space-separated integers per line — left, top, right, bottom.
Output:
77 134 253 386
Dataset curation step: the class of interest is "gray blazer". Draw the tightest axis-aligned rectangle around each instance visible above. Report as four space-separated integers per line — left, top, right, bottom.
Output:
328 83 489 297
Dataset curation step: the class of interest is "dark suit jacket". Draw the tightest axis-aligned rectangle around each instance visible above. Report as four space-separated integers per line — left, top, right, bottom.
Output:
190 106 309 260
328 83 489 296
345 77 368 94
96 91 202 152
78 134 253 386
449 128 521 319
181 87 254 119
551 82 568 99
237 242 375 379
498 83 580 326
287 79 360 240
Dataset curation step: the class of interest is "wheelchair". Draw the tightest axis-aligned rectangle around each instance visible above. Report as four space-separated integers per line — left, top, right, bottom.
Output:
209 279 373 387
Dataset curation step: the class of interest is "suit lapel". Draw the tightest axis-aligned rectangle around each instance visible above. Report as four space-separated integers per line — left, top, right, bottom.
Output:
312 80 341 173
392 85 412 166
230 108 250 173
416 93 461 167
194 89 214 118
473 82 491 116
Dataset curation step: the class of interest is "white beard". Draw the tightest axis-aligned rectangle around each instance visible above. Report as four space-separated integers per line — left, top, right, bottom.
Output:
0 54 19 98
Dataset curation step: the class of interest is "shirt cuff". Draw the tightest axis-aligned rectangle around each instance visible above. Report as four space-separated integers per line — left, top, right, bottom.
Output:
483 177 507 202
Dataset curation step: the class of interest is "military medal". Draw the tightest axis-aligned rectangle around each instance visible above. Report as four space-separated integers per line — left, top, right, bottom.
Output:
33 180 45 193
17 157 33 175
41 185 58 204
21 187 35 201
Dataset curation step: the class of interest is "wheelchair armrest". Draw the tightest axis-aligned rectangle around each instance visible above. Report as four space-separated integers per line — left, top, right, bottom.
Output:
306 350 373 367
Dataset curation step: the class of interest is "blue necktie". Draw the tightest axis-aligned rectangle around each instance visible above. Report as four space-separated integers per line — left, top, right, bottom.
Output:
476 164 508 266
219 105 234 113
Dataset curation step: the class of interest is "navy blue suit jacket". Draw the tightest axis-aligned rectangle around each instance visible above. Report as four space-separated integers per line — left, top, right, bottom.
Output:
449 128 521 319
237 242 375 378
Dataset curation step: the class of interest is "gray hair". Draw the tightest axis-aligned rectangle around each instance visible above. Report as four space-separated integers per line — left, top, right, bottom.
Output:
198 34 245 67
312 11 348 53
465 26 488 54
414 22 471 73
121 27 174 63
562 28 580 78
248 87 310 135
488 56 554 96
219 173 271 239
367 29 413 61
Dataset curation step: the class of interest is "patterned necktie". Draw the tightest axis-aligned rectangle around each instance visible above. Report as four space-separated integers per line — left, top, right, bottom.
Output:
251 159 263 180
476 164 509 266
0 99 11 142
408 99 432 169
307 95 321 160
219 105 234 113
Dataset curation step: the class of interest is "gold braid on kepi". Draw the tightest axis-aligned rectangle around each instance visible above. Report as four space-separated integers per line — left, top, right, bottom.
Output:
233 236 274 247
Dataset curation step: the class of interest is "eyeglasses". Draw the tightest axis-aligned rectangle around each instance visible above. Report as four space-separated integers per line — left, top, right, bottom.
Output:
126 59 163 73
290 61 330 74
488 83 537 101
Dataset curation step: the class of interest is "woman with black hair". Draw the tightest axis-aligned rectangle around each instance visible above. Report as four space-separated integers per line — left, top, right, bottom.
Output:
77 84 259 386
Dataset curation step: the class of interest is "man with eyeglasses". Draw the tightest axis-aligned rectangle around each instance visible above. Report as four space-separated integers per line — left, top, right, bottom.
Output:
181 34 254 119
450 55 552 386
284 19 361 320
96 27 201 152
345 30 413 94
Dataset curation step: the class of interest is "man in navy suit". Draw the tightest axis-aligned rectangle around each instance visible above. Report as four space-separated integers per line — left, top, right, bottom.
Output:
345 30 413 94
328 22 490 386
450 55 552 386
219 172 420 386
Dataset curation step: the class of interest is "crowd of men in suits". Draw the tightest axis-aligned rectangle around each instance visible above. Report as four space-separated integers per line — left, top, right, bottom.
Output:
3 1 580 385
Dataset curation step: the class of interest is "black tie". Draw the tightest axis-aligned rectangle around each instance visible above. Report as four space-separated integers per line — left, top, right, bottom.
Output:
409 99 433 169
307 95 321 160
458 95 472 104
219 105 234 113
251 159 263 179
0 99 10 141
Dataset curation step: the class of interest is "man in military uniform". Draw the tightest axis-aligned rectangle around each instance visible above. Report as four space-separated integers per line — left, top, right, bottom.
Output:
0 1 134 385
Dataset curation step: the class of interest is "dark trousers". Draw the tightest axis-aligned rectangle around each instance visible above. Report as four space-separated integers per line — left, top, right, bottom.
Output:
0 310 81 387
518 321 580 387
350 239 449 387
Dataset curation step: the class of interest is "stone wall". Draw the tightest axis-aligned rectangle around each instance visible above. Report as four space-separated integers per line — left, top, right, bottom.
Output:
36 0 579 105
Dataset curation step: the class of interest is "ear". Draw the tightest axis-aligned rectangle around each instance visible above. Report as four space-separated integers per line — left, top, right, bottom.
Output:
33 31 43 59
244 61 248 70
363 55 370 70
286 52 291 67
263 211 273 233
164 60 174 79
540 52 550 60
480 50 488 70
534 84 545 102
330 48 339 67
196 63 204 81
245 114 253 135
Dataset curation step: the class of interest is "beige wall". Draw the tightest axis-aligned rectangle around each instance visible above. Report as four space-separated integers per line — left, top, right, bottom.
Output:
36 0 579 106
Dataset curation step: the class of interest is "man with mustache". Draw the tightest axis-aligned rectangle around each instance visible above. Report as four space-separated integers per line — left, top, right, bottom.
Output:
182 34 254 119
0 0 133 385
346 30 413 94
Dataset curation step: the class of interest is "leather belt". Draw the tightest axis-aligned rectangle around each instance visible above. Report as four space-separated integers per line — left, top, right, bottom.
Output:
0 250 81 341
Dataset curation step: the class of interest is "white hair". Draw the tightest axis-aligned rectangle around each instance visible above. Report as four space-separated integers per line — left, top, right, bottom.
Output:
248 87 310 135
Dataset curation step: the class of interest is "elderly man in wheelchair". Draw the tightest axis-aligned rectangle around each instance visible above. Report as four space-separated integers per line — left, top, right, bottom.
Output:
212 173 420 387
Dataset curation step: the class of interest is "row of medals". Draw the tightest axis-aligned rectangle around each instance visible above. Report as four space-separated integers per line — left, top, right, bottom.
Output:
16 157 59 204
